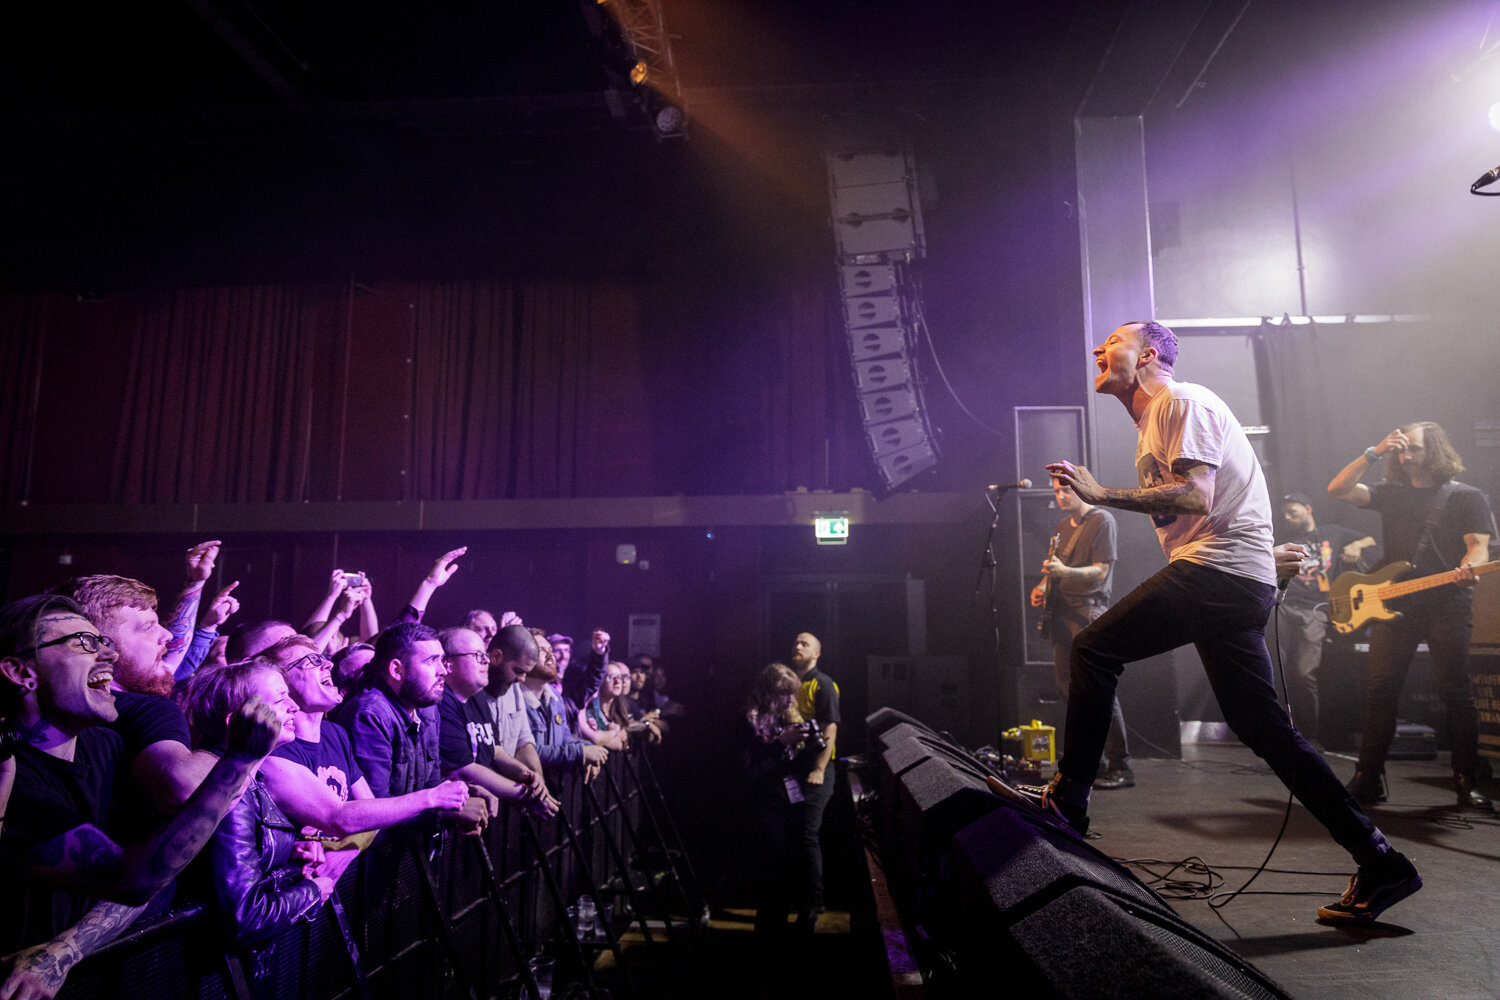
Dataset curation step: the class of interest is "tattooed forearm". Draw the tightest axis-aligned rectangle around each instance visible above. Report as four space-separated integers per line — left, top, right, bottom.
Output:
163 585 204 657
1101 479 1201 516
0 902 146 998
1096 461 1214 517
138 753 258 885
70 900 145 952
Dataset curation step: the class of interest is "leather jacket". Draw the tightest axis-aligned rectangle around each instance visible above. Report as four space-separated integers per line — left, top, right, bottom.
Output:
209 773 323 948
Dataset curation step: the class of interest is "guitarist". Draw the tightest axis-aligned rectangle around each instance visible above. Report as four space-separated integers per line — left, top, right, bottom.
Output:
1276 491 1379 747
1029 478 1131 789
1327 421 1494 811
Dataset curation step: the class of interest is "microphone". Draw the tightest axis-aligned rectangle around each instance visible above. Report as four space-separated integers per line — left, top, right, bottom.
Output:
1472 164 1500 190
986 478 1032 491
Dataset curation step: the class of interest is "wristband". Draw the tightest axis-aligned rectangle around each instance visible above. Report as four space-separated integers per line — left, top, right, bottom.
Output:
1363 446 1380 463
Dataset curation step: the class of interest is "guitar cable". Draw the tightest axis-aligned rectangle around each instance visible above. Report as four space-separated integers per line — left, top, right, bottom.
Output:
1206 554 1383 911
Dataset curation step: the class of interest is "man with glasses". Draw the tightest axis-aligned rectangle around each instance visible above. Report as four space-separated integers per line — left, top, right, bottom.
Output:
437 627 557 817
256 635 475 846
0 594 280 989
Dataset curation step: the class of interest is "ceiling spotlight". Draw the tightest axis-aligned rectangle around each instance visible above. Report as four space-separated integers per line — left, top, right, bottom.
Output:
629 59 650 85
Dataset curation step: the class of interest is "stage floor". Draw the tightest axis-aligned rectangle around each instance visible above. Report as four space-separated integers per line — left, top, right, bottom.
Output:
1083 744 1500 1000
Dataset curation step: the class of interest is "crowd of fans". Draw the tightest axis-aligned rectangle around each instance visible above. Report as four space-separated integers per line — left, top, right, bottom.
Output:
0 542 680 999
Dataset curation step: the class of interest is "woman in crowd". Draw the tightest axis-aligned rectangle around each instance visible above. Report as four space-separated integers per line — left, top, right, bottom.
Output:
182 661 336 953
738 662 815 946
580 661 633 750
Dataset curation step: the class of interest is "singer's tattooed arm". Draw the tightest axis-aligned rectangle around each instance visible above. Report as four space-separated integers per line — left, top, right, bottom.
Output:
1045 459 1215 517
1099 461 1215 516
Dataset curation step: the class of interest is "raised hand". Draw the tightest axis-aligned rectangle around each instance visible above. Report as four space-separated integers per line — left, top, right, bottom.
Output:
425 547 467 588
333 585 368 619
1375 428 1409 456
200 581 241 629
225 696 282 762
185 540 222 583
1043 461 1104 504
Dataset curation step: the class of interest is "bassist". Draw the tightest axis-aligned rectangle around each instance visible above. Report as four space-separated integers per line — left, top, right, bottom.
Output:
1327 421 1495 811
1029 478 1131 790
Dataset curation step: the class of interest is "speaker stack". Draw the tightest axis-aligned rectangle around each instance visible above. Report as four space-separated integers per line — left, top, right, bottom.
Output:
826 147 939 495
867 708 1293 999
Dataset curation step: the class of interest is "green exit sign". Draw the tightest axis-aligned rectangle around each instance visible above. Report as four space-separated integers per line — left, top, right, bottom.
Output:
814 513 850 546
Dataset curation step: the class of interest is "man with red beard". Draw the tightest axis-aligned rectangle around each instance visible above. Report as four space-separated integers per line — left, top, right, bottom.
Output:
0 594 279 994
521 630 607 783
57 575 237 818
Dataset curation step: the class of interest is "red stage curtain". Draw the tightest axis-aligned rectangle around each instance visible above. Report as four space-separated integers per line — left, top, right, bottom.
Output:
0 293 50 504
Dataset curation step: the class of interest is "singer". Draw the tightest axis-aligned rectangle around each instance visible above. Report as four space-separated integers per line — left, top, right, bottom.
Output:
1039 320 1420 925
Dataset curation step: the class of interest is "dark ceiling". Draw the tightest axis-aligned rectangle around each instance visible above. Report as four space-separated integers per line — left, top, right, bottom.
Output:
0 1 1119 290
3 1 1098 116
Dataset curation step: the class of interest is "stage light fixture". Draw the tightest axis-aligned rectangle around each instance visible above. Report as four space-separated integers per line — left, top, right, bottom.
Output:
629 59 650 85
653 103 685 136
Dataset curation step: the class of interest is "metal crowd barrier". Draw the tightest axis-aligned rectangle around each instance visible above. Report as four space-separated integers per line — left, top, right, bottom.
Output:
51 743 702 1000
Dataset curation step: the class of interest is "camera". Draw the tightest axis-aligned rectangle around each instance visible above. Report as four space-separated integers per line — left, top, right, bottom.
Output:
803 720 827 752
343 571 366 588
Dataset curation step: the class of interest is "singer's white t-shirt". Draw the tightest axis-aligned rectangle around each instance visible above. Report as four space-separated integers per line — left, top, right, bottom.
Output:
1133 379 1276 586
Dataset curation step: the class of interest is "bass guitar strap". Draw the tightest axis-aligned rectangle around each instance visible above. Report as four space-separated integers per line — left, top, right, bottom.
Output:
1413 481 1459 571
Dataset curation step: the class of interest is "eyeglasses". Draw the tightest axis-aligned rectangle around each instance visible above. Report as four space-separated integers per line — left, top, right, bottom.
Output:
448 651 490 666
18 631 115 658
288 652 332 674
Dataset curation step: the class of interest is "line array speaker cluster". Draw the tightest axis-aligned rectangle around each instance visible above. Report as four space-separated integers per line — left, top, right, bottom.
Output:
827 148 938 494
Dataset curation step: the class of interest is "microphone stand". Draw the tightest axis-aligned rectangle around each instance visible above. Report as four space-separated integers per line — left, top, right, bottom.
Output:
971 489 1004 660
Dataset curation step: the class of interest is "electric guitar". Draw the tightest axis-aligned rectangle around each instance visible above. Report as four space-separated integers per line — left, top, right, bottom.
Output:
1037 533 1060 634
1327 559 1500 634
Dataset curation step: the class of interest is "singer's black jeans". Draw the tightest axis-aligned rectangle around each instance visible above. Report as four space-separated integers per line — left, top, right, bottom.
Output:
1060 559 1388 866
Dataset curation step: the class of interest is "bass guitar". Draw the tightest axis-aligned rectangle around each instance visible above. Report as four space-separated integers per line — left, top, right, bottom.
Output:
1037 533 1060 634
1328 559 1499 634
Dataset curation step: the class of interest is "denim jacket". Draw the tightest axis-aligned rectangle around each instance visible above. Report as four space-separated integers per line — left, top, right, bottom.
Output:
328 680 441 798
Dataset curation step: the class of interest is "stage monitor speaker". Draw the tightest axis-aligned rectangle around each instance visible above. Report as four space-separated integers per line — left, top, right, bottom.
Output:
1008 886 1290 999
889 756 1000 908
868 707 935 742
947 806 1291 1000
951 800 1169 920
